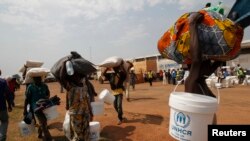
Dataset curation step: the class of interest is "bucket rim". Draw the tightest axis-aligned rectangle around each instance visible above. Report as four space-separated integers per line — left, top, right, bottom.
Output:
169 92 218 114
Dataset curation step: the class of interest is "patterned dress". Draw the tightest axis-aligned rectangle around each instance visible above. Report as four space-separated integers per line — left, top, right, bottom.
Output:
67 80 91 141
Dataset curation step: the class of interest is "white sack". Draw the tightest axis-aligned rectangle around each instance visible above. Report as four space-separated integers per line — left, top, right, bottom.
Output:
19 60 43 73
23 68 49 84
23 75 46 84
99 56 123 68
26 68 49 77
26 60 44 68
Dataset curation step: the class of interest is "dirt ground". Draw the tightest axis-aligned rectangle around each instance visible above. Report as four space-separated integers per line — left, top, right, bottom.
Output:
7 80 250 141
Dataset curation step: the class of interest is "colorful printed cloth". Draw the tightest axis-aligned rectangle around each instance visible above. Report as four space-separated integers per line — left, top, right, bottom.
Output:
67 80 91 141
70 114 90 141
158 10 243 64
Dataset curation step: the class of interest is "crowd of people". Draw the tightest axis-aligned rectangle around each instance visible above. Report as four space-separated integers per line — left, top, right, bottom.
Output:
1 56 249 141
0 51 133 141
0 62 249 140
137 63 249 88
142 68 186 86
216 64 249 85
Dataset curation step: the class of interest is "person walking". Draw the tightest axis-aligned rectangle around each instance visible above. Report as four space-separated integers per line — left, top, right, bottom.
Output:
6 77 16 107
129 70 137 90
143 71 147 82
167 69 172 84
0 69 12 141
65 75 94 141
159 70 163 81
162 70 167 85
103 62 127 125
147 70 154 86
216 67 224 83
51 51 97 141
171 69 177 85
23 76 52 141
237 67 246 84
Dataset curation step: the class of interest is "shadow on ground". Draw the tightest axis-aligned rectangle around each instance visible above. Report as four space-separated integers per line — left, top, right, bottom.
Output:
49 122 63 131
128 97 157 102
52 136 68 141
100 125 135 141
126 113 164 125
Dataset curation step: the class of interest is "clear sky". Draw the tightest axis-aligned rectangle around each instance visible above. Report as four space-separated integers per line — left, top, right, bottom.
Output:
0 0 249 77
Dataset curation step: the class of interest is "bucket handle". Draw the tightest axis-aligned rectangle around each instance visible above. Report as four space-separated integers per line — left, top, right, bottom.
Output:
173 78 220 104
173 78 184 93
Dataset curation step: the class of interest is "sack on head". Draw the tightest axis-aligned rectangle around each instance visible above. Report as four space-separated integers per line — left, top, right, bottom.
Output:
99 56 123 68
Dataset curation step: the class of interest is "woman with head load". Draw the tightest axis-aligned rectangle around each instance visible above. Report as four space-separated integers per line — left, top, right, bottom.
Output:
52 51 97 141
23 76 51 140
65 73 93 140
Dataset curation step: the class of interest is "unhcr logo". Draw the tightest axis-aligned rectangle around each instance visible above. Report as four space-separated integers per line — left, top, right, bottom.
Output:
174 112 190 128
171 112 192 136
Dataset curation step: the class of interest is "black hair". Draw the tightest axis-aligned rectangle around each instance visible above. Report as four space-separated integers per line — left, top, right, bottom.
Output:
205 2 211 8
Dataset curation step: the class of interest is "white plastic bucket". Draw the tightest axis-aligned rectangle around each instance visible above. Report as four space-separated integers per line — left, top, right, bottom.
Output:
98 89 115 105
169 92 218 141
89 121 100 141
91 102 104 116
43 106 59 120
19 121 35 136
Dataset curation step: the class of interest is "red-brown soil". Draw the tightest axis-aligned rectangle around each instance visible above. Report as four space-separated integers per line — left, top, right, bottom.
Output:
7 81 250 141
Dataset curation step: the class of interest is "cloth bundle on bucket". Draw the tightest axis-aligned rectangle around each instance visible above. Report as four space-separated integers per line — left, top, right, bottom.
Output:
51 51 97 88
158 9 243 64
34 95 61 114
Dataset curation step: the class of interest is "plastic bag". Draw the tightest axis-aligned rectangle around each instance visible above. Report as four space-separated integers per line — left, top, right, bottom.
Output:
23 111 33 125
71 58 97 76
19 121 35 136
51 52 97 82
